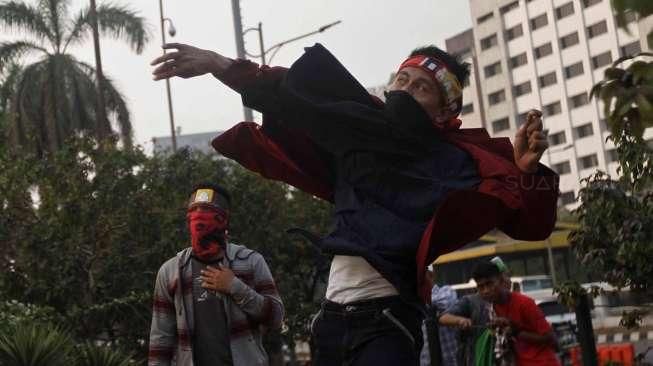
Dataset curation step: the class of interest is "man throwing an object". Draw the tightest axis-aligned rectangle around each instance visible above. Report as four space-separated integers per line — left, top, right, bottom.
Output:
151 41 558 365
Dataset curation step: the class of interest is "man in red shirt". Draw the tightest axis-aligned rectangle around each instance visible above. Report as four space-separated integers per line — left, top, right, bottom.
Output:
474 261 560 366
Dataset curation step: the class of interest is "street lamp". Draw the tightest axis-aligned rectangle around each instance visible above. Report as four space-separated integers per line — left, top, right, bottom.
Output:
543 141 574 286
243 20 342 66
158 0 177 151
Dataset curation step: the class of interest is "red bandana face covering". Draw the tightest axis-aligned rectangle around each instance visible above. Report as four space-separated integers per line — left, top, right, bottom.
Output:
187 209 229 260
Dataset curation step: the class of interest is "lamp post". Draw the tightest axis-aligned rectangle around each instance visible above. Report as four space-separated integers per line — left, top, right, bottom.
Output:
158 0 177 151
543 142 574 285
243 20 342 66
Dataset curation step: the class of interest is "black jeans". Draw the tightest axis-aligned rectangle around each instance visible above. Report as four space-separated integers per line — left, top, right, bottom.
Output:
311 296 423 366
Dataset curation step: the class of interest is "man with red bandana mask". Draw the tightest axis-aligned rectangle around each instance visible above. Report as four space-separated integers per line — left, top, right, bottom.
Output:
148 183 284 366
151 43 558 365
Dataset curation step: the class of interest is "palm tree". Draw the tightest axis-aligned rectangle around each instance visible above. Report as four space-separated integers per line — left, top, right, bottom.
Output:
0 0 150 156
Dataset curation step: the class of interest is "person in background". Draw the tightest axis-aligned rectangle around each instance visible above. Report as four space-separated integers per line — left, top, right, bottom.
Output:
421 265 459 366
148 183 284 366
438 280 490 365
442 261 560 366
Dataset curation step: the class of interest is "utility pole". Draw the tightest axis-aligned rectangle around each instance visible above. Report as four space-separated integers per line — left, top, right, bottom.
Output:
243 20 342 66
230 0 254 121
257 22 266 65
89 0 109 139
158 0 177 151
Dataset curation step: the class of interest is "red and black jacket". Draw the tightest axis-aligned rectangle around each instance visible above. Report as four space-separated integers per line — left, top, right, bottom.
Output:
212 44 559 304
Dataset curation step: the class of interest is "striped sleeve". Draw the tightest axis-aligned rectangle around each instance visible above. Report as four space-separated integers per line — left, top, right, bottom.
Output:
148 264 177 366
229 253 284 329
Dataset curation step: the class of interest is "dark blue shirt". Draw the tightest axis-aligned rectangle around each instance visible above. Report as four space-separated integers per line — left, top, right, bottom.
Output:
320 138 480 300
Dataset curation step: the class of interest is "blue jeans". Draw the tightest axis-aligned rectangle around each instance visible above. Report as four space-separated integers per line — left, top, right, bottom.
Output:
311 296 423 366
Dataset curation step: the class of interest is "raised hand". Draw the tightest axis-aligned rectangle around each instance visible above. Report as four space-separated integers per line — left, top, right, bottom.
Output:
513 109 548 173
150 43 233 81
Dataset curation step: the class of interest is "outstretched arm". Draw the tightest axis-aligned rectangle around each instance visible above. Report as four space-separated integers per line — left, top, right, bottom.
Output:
150 43 287 103
151 43 234 81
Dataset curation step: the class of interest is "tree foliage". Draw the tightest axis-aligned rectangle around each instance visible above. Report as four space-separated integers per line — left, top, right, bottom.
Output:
0 0 150 156
612 0 653 49
0 323 72 366
567 0 653 327
0 136 332 360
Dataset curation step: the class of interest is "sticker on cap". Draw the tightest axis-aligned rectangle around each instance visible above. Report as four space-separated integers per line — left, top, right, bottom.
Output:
194 189 214 204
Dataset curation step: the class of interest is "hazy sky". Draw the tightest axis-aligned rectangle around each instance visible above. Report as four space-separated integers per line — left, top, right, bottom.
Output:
6 0 472 148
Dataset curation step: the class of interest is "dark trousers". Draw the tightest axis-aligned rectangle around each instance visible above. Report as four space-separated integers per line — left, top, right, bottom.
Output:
311 296 423 366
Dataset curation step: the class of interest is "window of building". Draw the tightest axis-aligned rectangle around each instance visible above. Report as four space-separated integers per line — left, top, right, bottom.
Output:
530 13 548 31
579 154 599 169
505 24 524 41
575 123 594 138
500 1 519 14
489 90 507 105
538 71 557 88
587 20 608 38
534 42 553 59
620 41 641 57
555 2 575 19
478 12 494 24
607 148 619 163
553 161 572 175
560 191 576 205
591 51 613 69
560 32 580 49
544 101 562 116
461 103 474 115
569 92 589 108
582 0 601 8
549 131 567 146
565 62 584 79
492 117 510 133
484 61 502 77
481 34 499 50
513 81 532 97
510 52 528 68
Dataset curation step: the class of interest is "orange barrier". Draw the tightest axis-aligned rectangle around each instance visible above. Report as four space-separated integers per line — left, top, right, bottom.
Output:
597 343 634 366
567 344 634 366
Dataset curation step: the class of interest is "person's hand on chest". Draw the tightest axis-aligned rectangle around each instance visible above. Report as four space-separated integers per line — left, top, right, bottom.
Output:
200 265 235 294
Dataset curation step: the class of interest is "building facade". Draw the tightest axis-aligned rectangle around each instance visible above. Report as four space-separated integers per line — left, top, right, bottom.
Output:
152 130 223 155
447 0 653 207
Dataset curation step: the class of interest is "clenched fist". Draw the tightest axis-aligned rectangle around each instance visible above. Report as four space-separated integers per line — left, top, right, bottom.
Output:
514 109 548 173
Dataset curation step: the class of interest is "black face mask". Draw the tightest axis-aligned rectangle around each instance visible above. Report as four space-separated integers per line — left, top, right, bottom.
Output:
383 90 435 137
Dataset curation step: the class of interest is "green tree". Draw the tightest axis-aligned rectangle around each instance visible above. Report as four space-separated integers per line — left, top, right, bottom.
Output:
0 0 150 157
566 0 653 328
0 136 332 360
